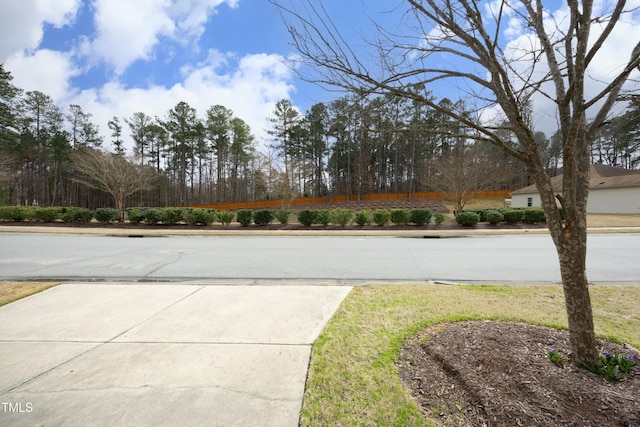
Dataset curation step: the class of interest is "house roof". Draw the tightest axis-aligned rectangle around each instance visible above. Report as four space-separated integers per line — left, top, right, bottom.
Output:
511 164 640 195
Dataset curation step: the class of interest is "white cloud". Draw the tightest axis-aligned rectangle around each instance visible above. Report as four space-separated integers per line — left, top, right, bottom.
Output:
5 49 78 100
67 51 296 152
0 0 80 61
82 0 239 75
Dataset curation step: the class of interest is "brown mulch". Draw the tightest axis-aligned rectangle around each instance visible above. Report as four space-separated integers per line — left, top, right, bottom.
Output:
398 321 640 427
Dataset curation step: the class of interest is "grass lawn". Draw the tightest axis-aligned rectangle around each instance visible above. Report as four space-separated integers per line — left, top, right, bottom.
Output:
0 282 57 307
300 284 640 426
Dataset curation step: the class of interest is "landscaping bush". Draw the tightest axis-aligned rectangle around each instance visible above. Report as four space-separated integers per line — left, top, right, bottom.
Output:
296 209 316 227
410 208 432 226
434 213 446 225
31 207 60 223
455 211 480 226
254 209 275 225
485 210 504 225
217 210 234 225
275 209 292 225
94 207 120 223
236 209 253 227
329 209 354 226
315 210 330 226
0 206 26 222
390 208 411 225
522 207 545 223
372 209 391 226
143 208 162 225
184 208 216 226
502 209 524 224
61 207 93 223
127 208 144 224
161 208 183 225
354 210 372 226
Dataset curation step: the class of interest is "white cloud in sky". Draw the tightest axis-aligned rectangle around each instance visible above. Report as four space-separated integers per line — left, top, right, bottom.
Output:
1 0 296 153
0 0 81 61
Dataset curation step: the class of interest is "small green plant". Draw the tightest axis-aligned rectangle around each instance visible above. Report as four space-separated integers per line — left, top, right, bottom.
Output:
160 208 183 225
143 208 162 225
502 209 524 223
184 208 216 225
236 209 253 227
31 207 61 223
522 207 546 223
61 207 94 223
0 206 25 222
354 210 372 226
275 209 292 225
254 209 275 225
315 210 331 226
434 213 445 224
390 208 411 225
580 351 637 381
329 209 354 226
455 211 479 226
547 348 567 366
410 208 432 226
94 207 120 223
127 208 144 224
485 210 504 225
218 210 234 225
372 209 391 226
297 209 316 227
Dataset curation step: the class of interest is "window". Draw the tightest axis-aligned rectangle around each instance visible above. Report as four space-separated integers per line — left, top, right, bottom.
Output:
527 197 533 207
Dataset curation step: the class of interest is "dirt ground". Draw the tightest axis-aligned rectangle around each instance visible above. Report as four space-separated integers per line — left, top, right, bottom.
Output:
398 321 640 427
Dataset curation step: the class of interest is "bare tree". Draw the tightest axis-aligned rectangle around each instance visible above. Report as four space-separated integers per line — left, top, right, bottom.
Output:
272 0 640 362
72 148 157 222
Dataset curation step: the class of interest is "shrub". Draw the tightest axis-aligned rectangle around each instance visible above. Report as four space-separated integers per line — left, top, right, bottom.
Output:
485 210 504 225
372 209 391 226
354 210 372 226
31 207 60 223
127 208 144 224
61 207 93 223
315 210 330 226
522 207 545 223
275 209 292 225
502 209 524 224
329 209 354 226
94 207 120 223
410 208 432 226
434 213 446 225
236 209 253 227
161 208 183 225
0 206 25 222
297 209 316 227
455 211 480 226
254 209 275 225
390 208 411 225
143 208 162 225
218 210 234 225
184 208 216 226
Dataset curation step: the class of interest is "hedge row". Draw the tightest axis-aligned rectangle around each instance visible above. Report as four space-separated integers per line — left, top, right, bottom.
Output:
456 207 547 227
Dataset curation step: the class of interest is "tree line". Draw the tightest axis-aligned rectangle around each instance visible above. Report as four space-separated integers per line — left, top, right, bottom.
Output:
1 63 639 210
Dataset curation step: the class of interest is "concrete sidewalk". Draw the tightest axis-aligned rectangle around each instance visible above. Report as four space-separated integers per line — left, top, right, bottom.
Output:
0 282 352 426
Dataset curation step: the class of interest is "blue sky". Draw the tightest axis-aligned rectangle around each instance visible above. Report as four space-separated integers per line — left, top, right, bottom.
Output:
1 0 376 151
1 1 638 153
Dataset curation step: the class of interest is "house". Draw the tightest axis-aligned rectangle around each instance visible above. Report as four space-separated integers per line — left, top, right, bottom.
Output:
511 164 640 214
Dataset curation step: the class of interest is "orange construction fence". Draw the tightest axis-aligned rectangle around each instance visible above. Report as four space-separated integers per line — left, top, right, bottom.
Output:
190 190 512 211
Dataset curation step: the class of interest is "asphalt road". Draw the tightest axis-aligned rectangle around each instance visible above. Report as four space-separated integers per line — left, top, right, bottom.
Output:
1 232 639 283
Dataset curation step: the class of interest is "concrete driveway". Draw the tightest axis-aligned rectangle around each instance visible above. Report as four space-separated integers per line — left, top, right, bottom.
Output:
0 282 352 426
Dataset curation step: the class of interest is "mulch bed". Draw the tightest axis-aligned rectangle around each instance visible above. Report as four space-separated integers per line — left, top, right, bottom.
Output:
398 321 640 426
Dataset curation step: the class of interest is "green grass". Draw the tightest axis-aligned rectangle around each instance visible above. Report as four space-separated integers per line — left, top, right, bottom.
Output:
0 282 57 307
300 284 640 426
